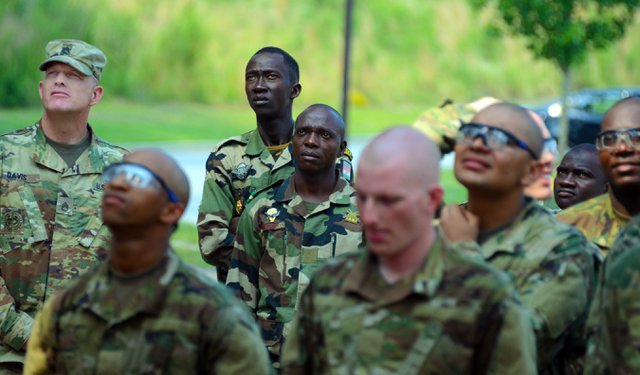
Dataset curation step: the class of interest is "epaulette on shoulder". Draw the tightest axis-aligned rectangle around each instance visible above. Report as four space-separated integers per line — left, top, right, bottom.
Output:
94 137 128 155
1 124 37 138
212 130 254 152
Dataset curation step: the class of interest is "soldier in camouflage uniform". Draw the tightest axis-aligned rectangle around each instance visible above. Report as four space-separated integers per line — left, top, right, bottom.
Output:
226 104 365 369
197 47 352 283
0 39 126 373
557 139 631 256
281 127 537 374
584 96 640 374
440 103 596 374
24 149 271 375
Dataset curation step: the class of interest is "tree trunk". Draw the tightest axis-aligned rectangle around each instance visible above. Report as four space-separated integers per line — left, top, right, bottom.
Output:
558 65 571 157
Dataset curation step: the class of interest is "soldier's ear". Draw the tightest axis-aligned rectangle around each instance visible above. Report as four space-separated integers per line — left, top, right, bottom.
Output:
290 83 301 100
159 202 185 226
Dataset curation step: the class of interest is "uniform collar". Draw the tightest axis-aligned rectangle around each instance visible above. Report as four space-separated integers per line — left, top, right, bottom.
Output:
32 121 111 174
341 231 447 305
77 251 180 325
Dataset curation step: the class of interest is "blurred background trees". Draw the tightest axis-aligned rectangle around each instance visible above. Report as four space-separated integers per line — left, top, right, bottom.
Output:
1 0 639 111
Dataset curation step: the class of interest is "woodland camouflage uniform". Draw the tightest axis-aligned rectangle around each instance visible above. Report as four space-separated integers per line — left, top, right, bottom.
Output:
281 230 538 375
197 129 353 282
24 251 271 375
556 192 630 257
584 215 640 374
0 123 126 365
226 175 365 367
449 199 596 374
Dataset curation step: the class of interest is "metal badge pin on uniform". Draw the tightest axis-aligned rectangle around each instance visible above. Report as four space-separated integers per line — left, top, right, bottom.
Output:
235 199 243 214
231 163 250 181
265 208 280 223
343 210 360 225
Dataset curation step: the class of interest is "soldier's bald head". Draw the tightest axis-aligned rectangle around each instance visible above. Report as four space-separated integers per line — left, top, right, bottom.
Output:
124 148 190 207
360 126 440 188
472 103 544 158
296 103 346 142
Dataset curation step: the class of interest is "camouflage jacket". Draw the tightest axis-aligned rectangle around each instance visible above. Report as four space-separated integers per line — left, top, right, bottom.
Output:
24 251 271 375
584 215 640 374
449 200 596 374
0 123 125 363
281 231 538 375
556 192 630 256
197 129 353 282
412 100 477 154
226 175 365 363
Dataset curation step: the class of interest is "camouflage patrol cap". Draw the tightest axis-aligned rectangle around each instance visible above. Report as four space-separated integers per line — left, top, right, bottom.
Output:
39 39 106 81
412 101 477 155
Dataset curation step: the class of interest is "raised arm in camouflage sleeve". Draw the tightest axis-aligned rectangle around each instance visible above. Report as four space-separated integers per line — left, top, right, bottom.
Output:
449 202 595 373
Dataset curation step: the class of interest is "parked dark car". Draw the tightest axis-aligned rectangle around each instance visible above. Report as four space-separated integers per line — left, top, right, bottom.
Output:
531 87 640 146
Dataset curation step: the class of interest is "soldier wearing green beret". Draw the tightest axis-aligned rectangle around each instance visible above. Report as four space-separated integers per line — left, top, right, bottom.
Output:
0 39 126 373
24 149 271 374
197 47 353 283
226 104 364 371
282 127 537 374
440 103 596 374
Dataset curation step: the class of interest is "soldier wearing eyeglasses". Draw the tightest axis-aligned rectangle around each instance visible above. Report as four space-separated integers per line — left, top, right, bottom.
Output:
440 103 596 374
0 39 126 373
584 96 640 373
556 98 638 256
24 149 271 375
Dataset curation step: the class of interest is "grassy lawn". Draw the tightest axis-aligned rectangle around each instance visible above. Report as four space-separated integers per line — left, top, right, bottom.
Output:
0 99 424 142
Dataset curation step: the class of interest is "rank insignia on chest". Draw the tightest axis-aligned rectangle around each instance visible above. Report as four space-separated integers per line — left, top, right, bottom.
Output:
1 209 24 232
265 207 280 223
236 199 244 214
231 163 251 181
343 210 360 225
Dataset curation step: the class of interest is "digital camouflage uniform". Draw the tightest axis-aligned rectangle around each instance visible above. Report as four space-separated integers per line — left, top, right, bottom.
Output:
281 230 538 375
0 123 126 366
556 192 630 257
412 100 477 154
584 215 640 374
226 175 365 366
24 251 271 375
197 129 353 282
449 199 596 374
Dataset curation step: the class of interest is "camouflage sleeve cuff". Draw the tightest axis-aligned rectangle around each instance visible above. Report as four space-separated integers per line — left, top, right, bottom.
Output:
0 307 34 351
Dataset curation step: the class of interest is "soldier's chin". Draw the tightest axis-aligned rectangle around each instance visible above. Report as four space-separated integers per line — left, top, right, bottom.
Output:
610 180 640 214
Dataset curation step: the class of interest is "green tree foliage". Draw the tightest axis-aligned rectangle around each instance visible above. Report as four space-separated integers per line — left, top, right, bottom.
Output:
1 0 639 110
468 0 639 152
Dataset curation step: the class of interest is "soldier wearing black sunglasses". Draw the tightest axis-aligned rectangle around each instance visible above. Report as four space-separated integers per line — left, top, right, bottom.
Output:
440 102 596 374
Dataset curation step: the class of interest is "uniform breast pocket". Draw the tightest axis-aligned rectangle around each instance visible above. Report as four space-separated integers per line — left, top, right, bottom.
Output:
0 183 48 252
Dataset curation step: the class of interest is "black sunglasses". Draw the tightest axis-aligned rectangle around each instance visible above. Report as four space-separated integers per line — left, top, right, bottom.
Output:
457 122 539 159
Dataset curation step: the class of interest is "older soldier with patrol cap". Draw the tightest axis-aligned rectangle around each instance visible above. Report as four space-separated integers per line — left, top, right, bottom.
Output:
440 103 596 374
24 149 271 375
584 96 640 374
281 127 537 374
198 47 353 283
0 39 126 373
226 104 365 370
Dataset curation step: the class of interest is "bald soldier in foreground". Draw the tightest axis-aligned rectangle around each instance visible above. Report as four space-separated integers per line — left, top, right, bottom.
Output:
282 127 537 374
25 149 270 374
440 103 596 374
